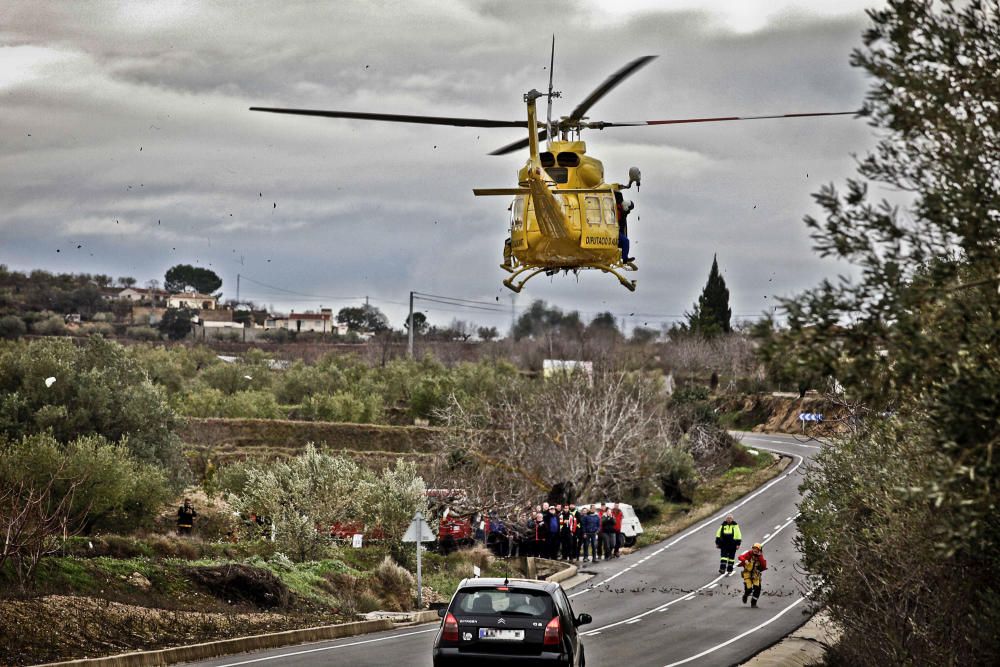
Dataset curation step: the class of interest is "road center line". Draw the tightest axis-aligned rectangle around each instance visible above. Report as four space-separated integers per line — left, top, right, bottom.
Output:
660 592 812 667
580 510 801 635
569 448 803 600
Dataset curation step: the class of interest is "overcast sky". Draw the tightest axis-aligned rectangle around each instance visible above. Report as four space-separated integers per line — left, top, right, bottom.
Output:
1 0 883 333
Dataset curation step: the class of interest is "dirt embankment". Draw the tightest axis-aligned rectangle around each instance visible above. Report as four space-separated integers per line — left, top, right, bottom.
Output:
179 418 443 476
716 393 849 437
0 595 300 665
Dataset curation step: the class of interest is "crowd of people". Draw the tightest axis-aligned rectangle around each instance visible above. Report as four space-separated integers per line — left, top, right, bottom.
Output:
473 502 628 562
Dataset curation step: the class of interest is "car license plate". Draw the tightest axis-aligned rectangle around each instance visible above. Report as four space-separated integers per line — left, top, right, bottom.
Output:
479 628 524 641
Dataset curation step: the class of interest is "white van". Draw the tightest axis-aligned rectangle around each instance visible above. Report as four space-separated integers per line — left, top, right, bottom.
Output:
576 502 644 547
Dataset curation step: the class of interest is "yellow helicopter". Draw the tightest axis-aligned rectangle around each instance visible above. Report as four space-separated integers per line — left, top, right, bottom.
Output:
251 46 852 292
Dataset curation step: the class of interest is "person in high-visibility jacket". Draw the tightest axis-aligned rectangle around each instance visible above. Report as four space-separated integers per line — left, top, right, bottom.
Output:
715 514 742 574
738 543 768 607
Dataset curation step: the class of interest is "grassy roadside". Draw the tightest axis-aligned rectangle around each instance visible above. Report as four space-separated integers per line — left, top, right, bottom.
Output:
634 449 789 549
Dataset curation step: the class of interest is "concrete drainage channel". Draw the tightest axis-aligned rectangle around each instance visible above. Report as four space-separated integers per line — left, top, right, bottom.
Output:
37 558 580 667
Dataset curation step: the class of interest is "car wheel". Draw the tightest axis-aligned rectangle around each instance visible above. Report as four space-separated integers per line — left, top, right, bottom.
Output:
624 536 636 547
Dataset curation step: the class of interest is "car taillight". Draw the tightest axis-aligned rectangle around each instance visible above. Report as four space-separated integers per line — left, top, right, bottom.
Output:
543 616 561 646
442 612 459 642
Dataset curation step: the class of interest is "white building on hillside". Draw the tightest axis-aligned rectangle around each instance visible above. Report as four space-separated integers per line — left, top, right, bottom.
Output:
168 292 217 310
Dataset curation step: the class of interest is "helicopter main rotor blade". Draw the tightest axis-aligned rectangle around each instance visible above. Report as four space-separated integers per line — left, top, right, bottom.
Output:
250 107 529 128
586 110 859 129
489 130 548 156
566 55 657 124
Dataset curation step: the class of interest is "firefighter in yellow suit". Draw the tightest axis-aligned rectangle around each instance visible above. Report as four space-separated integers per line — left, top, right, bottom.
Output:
738 543 768 607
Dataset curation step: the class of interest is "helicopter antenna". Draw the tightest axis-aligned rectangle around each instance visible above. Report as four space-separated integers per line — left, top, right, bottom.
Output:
546 35 555 150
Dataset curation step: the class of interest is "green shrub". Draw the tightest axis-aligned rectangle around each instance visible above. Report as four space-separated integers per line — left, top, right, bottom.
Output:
31 315 66 335
0 433 173 534
0 336 184 476
368 556 414 612
655 446 697 503
127 326 161 341
0 315 26 340
79 322 114 336
298 391 382 423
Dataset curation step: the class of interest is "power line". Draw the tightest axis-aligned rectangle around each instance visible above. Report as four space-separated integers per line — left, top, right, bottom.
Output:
413 291 507 309
238 274 364 301
414 294 509 314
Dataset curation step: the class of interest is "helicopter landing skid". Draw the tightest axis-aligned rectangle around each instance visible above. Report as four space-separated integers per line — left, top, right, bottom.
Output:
502 263 637 292
502 266 548 293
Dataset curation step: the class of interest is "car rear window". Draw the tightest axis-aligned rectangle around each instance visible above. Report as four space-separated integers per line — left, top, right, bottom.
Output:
453 588 554 618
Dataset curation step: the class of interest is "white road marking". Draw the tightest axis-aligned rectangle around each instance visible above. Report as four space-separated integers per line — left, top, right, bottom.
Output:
707 583 719 589
209 628 438 667
627 619 642 624
763 533 771 540
569 448 804 599
774 525 781 530
580 511 802 636
660 592 812 667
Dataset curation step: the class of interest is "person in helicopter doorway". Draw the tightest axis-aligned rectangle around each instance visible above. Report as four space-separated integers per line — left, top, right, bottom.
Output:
615 191 635 264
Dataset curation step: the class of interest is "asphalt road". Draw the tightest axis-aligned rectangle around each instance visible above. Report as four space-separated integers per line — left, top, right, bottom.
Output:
184 432 821 667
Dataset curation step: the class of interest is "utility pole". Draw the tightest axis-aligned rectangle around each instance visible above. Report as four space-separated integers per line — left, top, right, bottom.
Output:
236 273 240 306
408 291 414 358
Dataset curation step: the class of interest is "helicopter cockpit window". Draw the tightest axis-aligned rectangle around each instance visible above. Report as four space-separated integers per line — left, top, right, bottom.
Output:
585 196 602 226
544 167 568 183
556 152 580 167
539 152 556 168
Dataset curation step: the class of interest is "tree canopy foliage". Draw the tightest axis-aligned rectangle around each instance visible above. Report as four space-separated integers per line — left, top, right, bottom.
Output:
762 2 1000 663
219 445 427 561
0 336 185 478
337 304 389 333
158 307 195 340
163 264 222 294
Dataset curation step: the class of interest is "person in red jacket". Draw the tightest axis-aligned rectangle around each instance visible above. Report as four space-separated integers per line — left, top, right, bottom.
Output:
738 543 768 607
611 503 625 557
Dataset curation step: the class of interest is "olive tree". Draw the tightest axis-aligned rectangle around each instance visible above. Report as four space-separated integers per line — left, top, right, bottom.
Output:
764 2 1000 663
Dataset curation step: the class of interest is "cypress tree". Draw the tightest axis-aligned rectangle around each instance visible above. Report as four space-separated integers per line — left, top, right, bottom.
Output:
687 254 732 336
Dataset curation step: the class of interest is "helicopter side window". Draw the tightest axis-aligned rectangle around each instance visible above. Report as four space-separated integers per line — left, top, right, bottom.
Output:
601 196 617 227
510 196 526 231
585 196 602 226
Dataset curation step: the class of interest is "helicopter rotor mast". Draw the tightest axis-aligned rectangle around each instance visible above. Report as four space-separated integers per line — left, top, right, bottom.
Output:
545 35 560 150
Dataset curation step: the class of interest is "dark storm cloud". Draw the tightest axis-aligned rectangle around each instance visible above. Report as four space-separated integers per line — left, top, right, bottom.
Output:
1 1 880 329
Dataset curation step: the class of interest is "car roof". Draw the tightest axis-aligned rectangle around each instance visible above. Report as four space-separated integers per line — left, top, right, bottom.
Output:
455 577 558 593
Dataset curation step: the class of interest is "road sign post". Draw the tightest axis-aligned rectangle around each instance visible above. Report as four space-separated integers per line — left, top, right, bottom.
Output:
402 510 435 609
